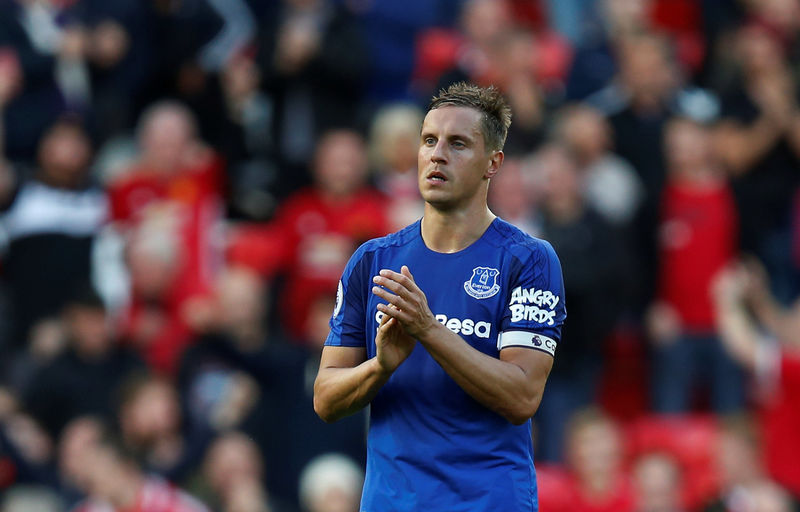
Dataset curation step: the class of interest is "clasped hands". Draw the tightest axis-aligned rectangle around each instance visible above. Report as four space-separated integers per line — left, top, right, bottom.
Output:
371 266 437 374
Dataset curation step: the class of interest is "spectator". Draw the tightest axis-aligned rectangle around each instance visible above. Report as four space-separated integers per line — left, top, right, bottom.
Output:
490 28 552 157
648 117 742 413
138 0 256 140
553 103 644 227
177 267 265 433
487 158 541 237
198 432 291 512
413 0 512 96
715 24 800 303
216 55 278 221
564 0 651 100
23 288 144 437
70 0 151 144
595 32 719 308
532 144 627 462
598 32 717 200
562 408 634 512
258 129 388 342
297 454 363 512
704 416 771 512
58 416 105 505
427 3 569 157
368 104 425 231
0 118 107 349
632 452 686 512
257 0 368 172
109 101 224 373
117 374 211 486
73 431 209 512
179 269 366 507
0 0 87 160
713 264 800 499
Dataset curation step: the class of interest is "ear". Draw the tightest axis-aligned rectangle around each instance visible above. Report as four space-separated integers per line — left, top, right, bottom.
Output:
485 150 504 179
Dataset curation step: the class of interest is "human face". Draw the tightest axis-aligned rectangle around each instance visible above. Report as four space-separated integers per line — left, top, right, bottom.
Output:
418 106 500 211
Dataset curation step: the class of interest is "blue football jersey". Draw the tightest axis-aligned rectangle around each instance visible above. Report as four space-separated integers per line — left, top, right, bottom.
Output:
325 218 566 512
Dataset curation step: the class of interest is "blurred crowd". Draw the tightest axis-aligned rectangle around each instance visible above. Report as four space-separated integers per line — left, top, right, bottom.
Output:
0 0 800 511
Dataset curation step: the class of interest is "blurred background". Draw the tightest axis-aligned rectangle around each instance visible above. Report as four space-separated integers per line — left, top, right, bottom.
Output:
0 0 799 510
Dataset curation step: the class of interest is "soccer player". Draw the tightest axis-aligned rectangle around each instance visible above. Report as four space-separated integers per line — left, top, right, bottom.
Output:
313 82 566 511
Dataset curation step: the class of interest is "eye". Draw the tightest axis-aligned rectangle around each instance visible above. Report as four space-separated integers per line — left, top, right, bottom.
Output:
424 137 436 146
452 140 465 148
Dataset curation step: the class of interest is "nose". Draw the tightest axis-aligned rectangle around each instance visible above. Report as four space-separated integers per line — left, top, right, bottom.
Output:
430 140 447 164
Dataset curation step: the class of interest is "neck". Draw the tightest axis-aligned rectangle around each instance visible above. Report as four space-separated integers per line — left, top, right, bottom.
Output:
111 470 143 509
421 203 495 253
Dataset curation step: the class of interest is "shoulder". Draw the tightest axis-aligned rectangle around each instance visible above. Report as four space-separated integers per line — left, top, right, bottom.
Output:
489 218 559 266
351 220 419 259
338 221 419 284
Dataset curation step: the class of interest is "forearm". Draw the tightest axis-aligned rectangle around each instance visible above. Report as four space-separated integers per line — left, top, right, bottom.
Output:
719 117 783 176
313 357 389 423
750 293 786 335
749 296 800 347
715 301 759 369
419 324 546 425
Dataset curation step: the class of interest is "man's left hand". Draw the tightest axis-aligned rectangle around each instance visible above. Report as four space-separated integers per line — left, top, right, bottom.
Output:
372 266 437 340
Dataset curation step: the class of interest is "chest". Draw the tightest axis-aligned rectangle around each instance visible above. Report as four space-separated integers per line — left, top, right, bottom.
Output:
363 246 514 359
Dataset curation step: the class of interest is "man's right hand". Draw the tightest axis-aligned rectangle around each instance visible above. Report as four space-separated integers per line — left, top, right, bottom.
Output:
375 308 416 375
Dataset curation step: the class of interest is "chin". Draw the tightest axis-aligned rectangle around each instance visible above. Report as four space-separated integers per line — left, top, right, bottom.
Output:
422 195 457 211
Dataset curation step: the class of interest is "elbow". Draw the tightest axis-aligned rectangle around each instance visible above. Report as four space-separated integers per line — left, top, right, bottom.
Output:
313 382 336 423
313 393 337 424
503 394 543 426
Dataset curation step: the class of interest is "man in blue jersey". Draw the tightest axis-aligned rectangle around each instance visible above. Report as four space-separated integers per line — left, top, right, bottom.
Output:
313 82 566 511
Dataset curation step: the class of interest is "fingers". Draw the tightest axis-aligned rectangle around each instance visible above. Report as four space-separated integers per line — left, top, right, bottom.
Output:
379 308 393 326
377 315 395 335
376 268 418 292
372 285 407 310
400 265 414 282
372 274 413 301
376 302 407 322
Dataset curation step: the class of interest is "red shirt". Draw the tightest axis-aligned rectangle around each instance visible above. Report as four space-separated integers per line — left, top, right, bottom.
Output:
761 352 800 497
108 154 224 372
271 187 388 340
559 476 635 512
656 180 738 331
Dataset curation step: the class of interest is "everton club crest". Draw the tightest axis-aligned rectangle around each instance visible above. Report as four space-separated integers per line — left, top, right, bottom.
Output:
464 267 501 299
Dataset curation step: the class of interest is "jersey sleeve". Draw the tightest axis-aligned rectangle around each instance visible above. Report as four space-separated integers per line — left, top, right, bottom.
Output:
325 245 371 348
497 240 566 357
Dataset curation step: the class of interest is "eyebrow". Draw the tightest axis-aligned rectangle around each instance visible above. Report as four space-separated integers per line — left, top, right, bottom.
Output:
420 130 476 144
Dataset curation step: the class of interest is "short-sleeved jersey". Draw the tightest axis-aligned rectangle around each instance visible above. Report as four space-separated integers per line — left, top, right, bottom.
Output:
325 218 566 512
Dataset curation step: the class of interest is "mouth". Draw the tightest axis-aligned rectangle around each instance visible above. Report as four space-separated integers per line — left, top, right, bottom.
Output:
426 170 448 183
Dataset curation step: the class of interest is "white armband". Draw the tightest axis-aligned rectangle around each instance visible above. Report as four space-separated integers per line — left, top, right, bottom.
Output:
497 330 557 357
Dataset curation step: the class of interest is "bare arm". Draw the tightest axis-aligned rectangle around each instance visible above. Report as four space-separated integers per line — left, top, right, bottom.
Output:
313 314 415 423
741 260 800 347
419 322 552 425
373 267 553 425
713 268 760 370
715 118 785 177
313 346 382 423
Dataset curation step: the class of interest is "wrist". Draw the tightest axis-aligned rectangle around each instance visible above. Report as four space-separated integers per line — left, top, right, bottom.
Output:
415 319 446 347
371 356 395 380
